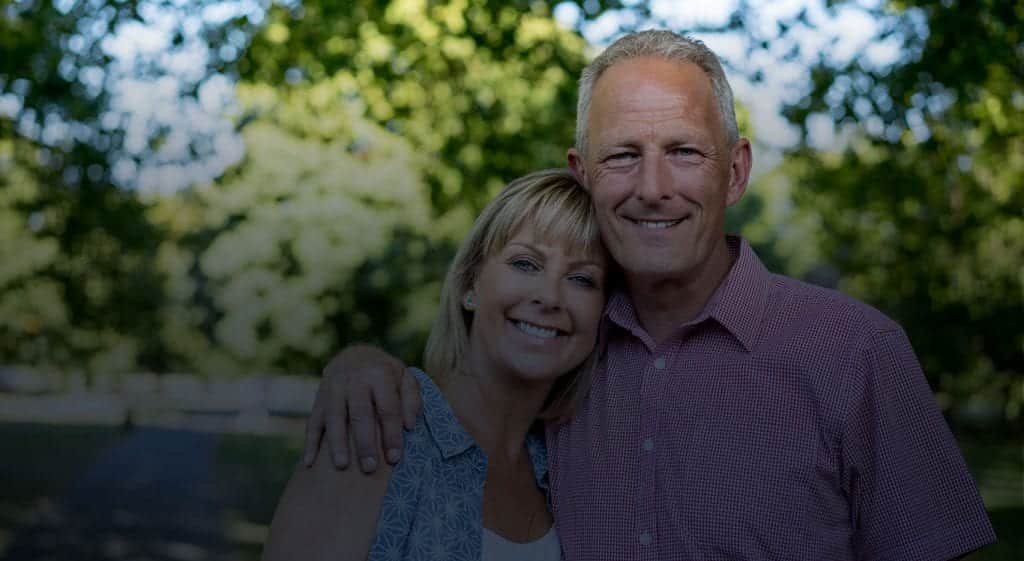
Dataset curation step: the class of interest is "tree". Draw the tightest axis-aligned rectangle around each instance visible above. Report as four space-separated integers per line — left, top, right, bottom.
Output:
233 0 591 214
153 82 440 375
153 0 599 373
777 0 1023 427
0 0 241 375
2 0 608 376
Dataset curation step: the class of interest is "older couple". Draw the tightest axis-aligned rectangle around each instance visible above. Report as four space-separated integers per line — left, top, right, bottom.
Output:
265 30 994 561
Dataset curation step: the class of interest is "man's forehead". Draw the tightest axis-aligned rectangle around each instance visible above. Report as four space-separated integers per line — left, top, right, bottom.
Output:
592 56 710 99
586 57 717 145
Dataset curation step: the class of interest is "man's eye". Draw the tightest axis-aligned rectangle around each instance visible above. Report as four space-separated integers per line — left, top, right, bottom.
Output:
510 259 539 272
672 147 700 157
605 152 637 162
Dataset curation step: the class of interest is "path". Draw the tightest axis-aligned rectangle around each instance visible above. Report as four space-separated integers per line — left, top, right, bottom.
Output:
3 427 231 561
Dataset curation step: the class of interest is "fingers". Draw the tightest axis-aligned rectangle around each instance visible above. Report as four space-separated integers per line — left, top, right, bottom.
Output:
324 395 350 469
348 383 381 473
400 369 422 431
372 383 406 466
302 397 326 467
304 343 411 474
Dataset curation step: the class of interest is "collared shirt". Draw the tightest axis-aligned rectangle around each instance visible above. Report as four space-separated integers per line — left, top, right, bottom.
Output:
369 368 552 561
547 236 995 561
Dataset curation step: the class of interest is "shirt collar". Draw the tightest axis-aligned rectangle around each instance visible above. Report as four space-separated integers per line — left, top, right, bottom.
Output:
411 367 477 459
705 235 771 352
410 368 550 487
604 235 771 352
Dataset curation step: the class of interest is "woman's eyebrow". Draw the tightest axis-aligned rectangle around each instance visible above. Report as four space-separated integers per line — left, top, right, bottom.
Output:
504 241 542 254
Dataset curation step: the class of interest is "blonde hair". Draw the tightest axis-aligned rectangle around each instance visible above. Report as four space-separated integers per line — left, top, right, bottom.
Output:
423 168 606 420
575 29 739 157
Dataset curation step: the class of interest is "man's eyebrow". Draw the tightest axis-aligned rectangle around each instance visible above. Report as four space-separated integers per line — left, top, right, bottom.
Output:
594 139 641 154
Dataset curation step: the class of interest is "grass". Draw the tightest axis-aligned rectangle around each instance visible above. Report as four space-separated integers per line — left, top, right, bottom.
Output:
958 432 1024 560
0 422 1019 560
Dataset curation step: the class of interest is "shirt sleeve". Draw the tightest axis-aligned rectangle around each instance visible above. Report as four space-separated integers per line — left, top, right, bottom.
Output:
841 326 996 561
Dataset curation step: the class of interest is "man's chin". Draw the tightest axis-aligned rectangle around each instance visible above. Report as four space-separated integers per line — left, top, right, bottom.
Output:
620 261 691 284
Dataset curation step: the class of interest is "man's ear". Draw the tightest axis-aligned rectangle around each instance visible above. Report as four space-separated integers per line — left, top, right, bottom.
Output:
726 138 752 207
567 148 587 187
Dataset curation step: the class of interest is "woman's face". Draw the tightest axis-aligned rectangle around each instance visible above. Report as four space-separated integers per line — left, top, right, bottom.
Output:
466 226 607 384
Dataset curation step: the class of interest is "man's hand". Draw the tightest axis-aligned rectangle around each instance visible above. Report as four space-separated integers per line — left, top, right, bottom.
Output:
302 344 422 473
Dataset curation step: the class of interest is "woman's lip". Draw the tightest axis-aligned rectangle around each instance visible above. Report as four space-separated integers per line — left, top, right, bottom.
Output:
507 319 567 337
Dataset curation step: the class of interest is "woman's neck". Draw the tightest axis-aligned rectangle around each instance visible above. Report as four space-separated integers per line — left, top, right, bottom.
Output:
440 367 552 463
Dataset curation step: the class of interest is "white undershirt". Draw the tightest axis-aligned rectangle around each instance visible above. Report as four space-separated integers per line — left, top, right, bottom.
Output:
482 525 561 561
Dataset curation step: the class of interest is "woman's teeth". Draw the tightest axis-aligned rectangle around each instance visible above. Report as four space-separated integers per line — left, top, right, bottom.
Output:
515 320 559 339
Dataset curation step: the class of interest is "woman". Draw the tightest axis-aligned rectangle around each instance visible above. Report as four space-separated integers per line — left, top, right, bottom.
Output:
262 169 608 561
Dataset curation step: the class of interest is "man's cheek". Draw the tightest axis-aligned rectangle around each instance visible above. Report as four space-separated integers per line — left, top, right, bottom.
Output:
592 177 632 209
589 163 630 190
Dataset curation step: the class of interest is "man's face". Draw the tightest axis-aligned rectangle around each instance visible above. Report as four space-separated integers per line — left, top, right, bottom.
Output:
569 57 749 283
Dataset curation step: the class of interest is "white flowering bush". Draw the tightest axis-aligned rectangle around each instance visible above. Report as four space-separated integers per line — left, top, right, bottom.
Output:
154 83 438 376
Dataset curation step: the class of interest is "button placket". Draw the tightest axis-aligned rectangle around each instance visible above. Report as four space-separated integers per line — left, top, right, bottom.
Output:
637 350 668 561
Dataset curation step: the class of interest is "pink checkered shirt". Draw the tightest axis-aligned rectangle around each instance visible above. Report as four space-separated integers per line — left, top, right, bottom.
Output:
547 236 995 561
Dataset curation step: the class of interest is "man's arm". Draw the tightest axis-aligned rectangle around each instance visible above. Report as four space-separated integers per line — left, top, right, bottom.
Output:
841 327 995 560
302 344 422 472
262 445 393 561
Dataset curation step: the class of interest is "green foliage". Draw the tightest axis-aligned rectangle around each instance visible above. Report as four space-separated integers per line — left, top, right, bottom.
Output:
152 82 441 375
235 0 590 214
1 0 593 376
146 0 596 374
1 0 1019 431
778 0 1023 426
0 0 197 374
0 141 67 365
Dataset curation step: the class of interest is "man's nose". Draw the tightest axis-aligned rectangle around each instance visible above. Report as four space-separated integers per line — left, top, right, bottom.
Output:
636 156 672 202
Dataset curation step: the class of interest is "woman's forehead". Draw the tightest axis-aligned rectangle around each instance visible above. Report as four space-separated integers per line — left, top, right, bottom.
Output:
498 225 606 264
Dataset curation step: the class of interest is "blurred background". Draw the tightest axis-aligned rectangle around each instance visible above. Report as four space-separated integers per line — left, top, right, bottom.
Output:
0 0 1020 559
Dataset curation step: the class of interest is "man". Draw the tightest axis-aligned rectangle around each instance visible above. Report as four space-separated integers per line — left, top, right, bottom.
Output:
303 30 995 560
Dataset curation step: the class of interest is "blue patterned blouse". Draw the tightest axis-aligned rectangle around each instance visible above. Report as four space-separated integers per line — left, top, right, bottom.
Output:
367 368 551 561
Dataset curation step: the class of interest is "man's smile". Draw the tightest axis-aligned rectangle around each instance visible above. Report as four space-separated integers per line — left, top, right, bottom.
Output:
624 215 689 230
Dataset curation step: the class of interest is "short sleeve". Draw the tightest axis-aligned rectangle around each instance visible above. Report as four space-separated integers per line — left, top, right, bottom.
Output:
840 327 996 561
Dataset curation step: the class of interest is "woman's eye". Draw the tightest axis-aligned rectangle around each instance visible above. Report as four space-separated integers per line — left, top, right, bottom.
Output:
569 274 597 288
510 259 539 272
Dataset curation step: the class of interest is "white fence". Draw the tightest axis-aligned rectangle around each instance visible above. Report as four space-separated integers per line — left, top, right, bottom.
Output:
0 367 319 435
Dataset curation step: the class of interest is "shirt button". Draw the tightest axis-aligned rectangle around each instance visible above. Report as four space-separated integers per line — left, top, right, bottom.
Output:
642 438 654 451
639 532 653 545
653 357 666 370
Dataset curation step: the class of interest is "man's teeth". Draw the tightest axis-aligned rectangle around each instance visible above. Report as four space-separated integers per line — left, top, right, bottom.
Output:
635 218 683 229
515 321 559 339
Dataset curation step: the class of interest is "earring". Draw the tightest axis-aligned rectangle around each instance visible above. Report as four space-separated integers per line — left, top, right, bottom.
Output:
462 293 476 311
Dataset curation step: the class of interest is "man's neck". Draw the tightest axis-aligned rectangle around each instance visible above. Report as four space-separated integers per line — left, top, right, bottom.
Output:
625 237 736 345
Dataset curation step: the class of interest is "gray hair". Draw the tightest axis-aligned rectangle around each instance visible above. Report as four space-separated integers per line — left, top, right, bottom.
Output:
575 30 739 156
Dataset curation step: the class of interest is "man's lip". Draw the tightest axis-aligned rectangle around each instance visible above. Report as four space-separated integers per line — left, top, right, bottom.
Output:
623 216 689 226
